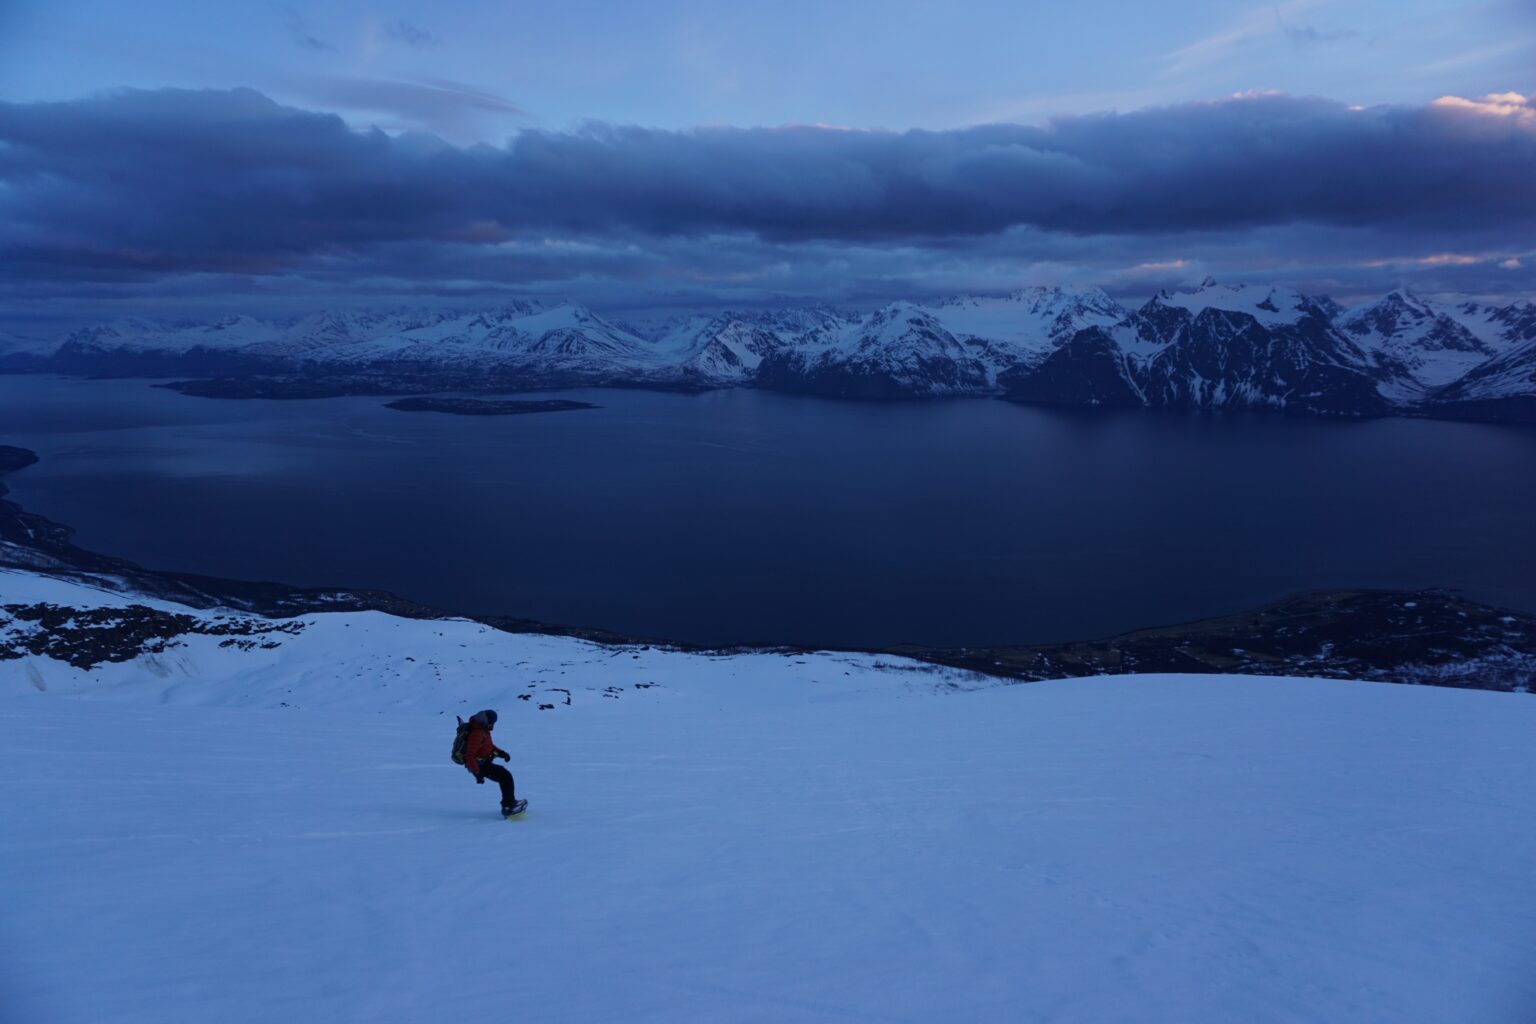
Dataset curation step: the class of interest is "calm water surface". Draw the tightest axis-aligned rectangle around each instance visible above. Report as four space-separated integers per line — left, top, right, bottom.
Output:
2 375 1534 647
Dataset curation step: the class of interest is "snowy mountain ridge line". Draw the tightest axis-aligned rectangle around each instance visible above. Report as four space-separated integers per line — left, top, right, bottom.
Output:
5 280 1536 418
10 281 1531 360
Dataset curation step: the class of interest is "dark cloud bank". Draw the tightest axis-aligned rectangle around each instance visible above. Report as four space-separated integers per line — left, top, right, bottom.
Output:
0 87 1532 318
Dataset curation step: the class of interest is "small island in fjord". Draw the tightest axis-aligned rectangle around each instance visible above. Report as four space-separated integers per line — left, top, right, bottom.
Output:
383 397 599 416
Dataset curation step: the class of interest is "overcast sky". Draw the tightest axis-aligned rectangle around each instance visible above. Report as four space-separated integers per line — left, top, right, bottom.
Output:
1 0 1534 326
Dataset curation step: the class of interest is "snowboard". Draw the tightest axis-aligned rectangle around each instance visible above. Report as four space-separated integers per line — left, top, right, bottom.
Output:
502 799 528 819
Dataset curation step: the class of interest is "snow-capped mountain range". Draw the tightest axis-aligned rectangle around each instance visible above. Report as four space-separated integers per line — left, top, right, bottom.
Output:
5 281 1534 421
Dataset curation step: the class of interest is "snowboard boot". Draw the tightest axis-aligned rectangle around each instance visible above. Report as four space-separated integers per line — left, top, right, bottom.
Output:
502 799 527 818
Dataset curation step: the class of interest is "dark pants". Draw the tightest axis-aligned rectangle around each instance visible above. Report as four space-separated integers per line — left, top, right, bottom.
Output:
479 761 517 806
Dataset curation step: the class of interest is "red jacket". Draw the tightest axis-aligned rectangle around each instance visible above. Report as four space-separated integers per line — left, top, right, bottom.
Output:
464 722 506 775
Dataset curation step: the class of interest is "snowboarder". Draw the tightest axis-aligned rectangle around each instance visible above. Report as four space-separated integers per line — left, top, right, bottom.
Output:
464 709 525 817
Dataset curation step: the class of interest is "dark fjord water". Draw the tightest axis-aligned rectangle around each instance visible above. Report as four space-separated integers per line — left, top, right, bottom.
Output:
3 375 1535 648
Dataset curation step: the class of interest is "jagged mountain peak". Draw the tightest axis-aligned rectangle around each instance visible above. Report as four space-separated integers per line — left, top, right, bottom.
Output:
1344 291 1482 342
1362 288 1447 321
515 302 604 331
870 299 934 322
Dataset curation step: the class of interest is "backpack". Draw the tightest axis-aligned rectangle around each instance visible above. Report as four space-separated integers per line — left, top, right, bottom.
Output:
450 716 472 765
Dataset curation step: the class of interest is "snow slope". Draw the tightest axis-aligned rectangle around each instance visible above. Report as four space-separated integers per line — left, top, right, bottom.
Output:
1144 278 1336 328
1450 300 1536 349
1432 336 1536 421
920 286 1129 366
756 302 997 396
3 570 1536 1023
1342 291 1498 393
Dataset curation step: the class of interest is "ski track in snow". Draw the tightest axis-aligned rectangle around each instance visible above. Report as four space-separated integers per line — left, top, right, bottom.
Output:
2 572 1536 1023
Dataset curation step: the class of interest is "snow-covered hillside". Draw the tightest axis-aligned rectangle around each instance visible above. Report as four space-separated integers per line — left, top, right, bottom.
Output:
3 568 1535 1023
639 307 856 385
1342 290 1503 395
919 286 1129 368
1432 336 1536 422
1451 299 1536 349
756 301 998 397
1142 279 1338 328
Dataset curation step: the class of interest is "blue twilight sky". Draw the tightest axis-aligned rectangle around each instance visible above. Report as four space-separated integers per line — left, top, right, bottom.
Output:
1 0 1534 325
